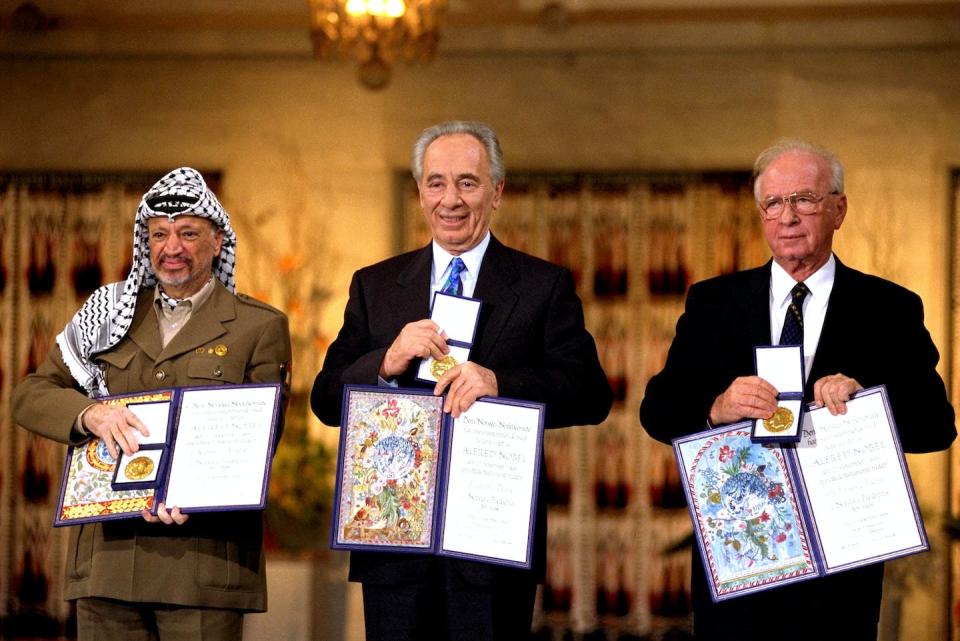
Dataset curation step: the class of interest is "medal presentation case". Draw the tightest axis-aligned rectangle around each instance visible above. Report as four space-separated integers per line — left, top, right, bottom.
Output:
752 345 805 443
417 291 482 383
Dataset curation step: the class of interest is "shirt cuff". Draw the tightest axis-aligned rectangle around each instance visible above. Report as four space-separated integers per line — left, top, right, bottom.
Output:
378 376 399 388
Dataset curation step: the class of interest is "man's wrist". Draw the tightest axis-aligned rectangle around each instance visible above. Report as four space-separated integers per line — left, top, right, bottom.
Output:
708 399 722 426
74 404 97 438
378 349 396 379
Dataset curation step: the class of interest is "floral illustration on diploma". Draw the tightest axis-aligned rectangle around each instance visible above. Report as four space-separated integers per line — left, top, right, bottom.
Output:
338 391 444 548
686 431 817 595
57 392 169 523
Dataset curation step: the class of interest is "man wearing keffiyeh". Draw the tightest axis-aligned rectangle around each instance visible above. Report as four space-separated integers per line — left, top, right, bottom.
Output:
13 167 292 641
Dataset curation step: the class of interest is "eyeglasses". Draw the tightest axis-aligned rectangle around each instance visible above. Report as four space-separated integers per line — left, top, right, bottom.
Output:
758 191 839 219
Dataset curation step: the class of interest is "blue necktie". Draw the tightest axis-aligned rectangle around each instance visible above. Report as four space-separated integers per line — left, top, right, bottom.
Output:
779 282 809 345
441 257 465 296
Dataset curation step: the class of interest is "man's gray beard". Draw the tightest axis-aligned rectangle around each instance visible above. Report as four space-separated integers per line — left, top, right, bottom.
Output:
157 271 201 293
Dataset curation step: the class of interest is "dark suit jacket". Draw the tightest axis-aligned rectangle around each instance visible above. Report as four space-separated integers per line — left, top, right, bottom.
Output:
312 235 612 585
639 257 956 639
13 283 292 612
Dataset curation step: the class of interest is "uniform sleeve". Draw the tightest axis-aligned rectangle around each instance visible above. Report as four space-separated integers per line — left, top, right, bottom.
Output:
12 344 95 445
245 312 293 387
245 311 293 446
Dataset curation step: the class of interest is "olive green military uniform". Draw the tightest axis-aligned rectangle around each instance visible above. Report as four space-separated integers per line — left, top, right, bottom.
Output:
13 282 291 612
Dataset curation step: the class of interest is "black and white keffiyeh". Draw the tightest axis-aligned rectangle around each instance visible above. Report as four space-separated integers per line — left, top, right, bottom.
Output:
56 167 237 397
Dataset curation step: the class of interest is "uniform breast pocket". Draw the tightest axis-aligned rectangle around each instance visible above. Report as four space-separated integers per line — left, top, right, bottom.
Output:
187 356 245 384
94 343 138 391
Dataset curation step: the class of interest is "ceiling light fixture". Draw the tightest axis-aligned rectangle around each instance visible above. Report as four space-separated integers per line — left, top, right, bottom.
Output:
308 0 447 90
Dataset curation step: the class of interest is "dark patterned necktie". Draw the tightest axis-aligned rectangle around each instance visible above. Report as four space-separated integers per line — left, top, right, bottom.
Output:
779 282 810 345
441 257 466 296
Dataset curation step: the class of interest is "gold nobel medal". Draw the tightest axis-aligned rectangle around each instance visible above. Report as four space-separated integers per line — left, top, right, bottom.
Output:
430 355 458 379
125 456 155 481
763 406 794 433
214 344 228 357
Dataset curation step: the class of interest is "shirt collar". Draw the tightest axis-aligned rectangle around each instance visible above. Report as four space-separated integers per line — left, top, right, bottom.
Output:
771 253 836 306
432 232 490 282
153 277 217 315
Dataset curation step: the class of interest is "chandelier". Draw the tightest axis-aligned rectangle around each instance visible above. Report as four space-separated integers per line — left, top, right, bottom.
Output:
309 0 447 90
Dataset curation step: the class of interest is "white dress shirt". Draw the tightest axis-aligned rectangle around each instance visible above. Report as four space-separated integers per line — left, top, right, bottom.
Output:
431 232 490 301
769 254 836 381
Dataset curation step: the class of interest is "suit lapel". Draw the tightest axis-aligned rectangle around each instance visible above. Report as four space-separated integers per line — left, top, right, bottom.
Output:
470 236 519 364
715 263 774 383
395 244 434 323
157 282 235 362
806 258 850 391
743 263 773 346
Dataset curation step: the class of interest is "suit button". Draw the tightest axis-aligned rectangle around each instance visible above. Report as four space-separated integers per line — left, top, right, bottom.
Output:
155 370 166 381
214 366 223 377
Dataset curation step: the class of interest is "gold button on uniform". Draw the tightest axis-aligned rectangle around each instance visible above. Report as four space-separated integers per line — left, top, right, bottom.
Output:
155 370 166 381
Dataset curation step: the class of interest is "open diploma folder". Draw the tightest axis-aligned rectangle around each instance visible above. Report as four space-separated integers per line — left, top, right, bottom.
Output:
332 385 545 569
673 385 927 601
54 383 282 526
